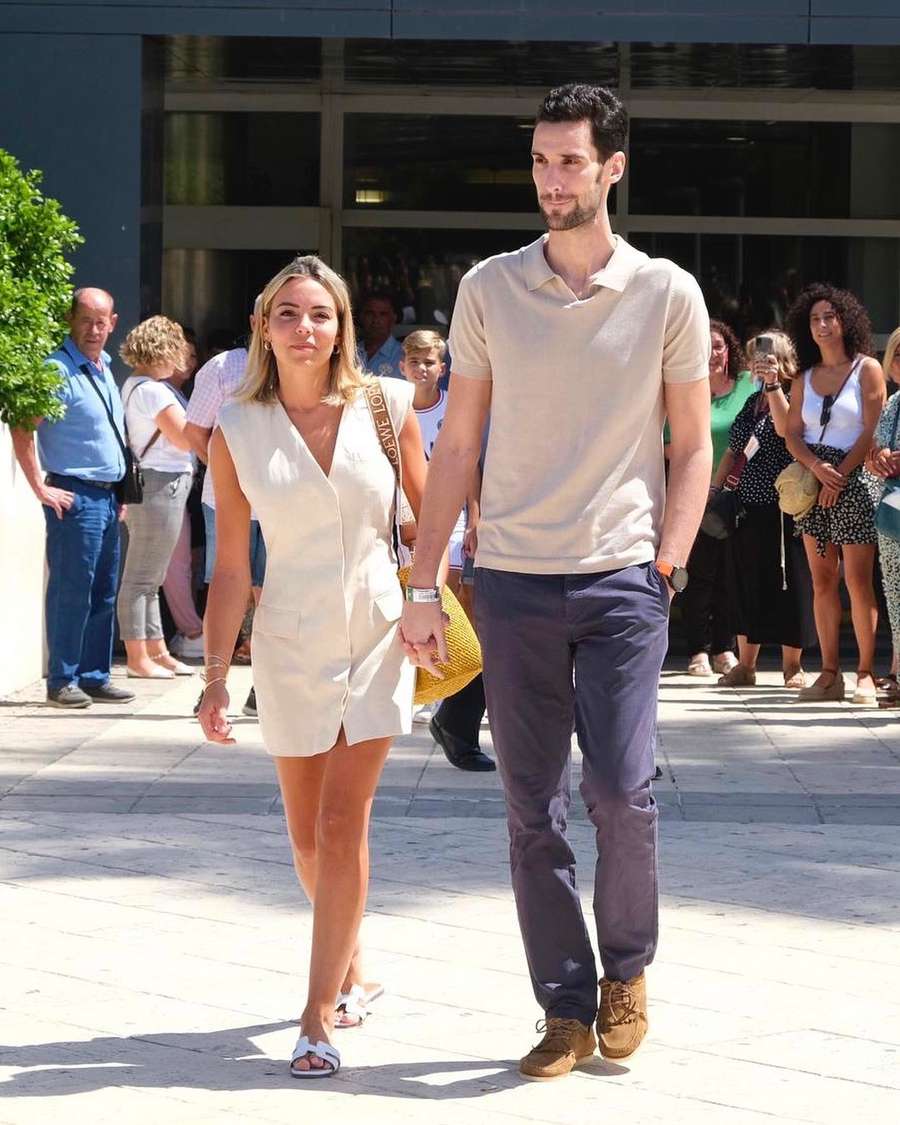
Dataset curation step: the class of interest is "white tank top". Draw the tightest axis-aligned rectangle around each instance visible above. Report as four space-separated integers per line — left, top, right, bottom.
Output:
801 356 865 451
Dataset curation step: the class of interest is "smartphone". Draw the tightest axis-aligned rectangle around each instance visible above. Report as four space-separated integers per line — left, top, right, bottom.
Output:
756 334 775 355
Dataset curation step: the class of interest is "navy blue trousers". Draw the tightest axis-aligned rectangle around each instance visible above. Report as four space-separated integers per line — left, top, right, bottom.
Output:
44 478 120 692
474 562 669 1025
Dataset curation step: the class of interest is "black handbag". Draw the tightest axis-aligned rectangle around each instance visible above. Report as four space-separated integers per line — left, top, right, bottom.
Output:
701 486 745 540
700 393 768 540
81 366 160 505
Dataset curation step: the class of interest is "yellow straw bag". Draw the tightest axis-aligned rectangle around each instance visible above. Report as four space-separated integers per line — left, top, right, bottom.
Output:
363 384 482 706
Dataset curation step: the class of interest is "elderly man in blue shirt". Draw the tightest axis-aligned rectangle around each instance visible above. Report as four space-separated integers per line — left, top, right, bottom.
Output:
356 291 404 380
11 288 135 708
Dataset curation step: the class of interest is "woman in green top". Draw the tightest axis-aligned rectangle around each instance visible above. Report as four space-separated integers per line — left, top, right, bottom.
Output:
681 320 755 676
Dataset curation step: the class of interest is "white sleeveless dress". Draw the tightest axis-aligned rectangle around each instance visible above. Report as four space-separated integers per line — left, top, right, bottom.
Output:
217 379 416 757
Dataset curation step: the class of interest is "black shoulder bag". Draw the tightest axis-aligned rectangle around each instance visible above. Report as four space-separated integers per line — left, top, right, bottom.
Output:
700 392 768 541
81 364 145 504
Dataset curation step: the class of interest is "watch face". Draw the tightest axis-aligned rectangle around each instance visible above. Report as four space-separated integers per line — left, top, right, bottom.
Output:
671 566 689 593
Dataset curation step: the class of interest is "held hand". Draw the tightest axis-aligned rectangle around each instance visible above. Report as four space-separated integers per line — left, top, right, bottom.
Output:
812 461 845 490
196 681 235 744
39 485 75 519
399 601 449 677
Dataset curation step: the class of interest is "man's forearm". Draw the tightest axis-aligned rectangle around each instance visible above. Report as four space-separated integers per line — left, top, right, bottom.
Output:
11 429 46 500
658 440 712 565
409 442 480 586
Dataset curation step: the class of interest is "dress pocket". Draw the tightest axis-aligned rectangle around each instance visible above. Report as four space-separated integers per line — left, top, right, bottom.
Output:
373 585 404 623
253 604 301 639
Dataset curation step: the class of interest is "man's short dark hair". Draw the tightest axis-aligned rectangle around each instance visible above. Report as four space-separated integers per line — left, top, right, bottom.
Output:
361 290 400 320
536 84 628 161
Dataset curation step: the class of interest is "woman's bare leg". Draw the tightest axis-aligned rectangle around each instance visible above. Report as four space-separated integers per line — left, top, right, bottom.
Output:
276 732 391 1070
804 536 842 684
842 543 878 691
737 635 760 670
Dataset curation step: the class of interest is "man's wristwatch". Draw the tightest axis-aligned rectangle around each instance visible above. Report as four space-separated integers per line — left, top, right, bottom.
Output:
655 560 689 594
404 585 442 604
763 382 781 393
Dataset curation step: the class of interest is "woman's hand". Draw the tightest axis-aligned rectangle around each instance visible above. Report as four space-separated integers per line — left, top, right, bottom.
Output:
811 460 845 490
751 354 779 385
463 524 478 559
889 451 900 477
868 445 892 478
197 680 235 744
818 483 843 509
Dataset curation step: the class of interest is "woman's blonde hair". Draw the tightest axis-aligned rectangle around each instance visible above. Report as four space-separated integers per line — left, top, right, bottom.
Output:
882 327 900 380
746 329 798 385
238 255 368 406
119 316 188 371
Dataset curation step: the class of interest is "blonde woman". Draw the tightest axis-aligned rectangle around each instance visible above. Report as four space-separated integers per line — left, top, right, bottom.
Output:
717 331 816 688
197 256 432 1079
117 316 195 678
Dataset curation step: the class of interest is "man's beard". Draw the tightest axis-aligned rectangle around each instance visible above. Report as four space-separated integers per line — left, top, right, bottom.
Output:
539 195 601 232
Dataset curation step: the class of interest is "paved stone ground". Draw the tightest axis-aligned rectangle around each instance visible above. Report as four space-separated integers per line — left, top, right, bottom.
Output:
1 663 899 1124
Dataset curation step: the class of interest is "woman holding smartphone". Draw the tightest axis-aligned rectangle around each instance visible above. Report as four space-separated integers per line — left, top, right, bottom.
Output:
717 331 816 688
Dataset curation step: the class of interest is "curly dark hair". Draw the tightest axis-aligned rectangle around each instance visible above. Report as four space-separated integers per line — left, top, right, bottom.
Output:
709 319 746 383
785 283 872 371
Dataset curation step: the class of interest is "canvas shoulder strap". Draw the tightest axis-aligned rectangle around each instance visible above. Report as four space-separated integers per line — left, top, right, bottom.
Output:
362 382 402 489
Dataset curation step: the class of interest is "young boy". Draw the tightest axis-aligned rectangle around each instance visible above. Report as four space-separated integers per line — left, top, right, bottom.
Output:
399 330 479 582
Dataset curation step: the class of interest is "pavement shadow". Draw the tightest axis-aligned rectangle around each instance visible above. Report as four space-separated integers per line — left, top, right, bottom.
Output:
0 1020 627 1099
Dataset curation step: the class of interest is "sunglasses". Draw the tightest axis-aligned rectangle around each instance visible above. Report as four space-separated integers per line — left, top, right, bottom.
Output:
820 393 837 428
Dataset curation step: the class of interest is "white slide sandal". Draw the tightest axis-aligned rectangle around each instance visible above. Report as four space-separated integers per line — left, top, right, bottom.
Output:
290 1034 341 1079
335 983 385 1028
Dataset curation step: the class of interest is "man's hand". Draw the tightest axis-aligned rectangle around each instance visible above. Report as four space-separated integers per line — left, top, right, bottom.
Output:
118 503 128 522
399 602 449 677
38 484 75 519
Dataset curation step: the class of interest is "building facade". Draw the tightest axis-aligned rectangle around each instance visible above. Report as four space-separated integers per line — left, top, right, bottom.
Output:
3 3 900 351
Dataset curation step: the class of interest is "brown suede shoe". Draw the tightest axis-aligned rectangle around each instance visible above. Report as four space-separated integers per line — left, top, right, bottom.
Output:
597 974 648 1060
519 1017 596 1079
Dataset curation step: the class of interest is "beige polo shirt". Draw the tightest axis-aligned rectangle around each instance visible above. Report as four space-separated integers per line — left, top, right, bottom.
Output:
449 234 710 574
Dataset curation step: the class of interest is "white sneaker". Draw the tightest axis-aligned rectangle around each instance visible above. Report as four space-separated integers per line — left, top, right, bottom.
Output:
171 633 204 659
413 704 434 725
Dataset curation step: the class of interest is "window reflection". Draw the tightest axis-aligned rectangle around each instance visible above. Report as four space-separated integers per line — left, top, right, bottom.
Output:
344 228 541 326
630 120 851 219
165 113 320 206
629 232 900 337
345 115 537 212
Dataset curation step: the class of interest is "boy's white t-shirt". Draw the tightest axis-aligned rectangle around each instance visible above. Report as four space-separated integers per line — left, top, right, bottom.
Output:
406 389 466 568
122 376 194 473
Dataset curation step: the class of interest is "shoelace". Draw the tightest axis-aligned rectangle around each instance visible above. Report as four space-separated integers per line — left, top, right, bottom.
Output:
533 1017 585 1053
604 981 638 1026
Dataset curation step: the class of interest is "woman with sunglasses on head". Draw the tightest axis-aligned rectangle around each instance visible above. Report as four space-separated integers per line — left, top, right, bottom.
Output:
718 331 816 689
784 284 886 703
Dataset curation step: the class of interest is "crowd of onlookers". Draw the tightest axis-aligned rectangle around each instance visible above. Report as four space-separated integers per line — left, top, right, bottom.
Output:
12 273 900 739
679 283 900 707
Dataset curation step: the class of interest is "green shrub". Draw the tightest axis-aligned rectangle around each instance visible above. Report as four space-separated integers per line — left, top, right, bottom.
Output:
0 149 82 429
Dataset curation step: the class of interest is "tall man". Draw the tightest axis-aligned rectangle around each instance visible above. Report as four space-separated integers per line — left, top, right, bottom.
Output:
400 85 712 1079
11 288 135 708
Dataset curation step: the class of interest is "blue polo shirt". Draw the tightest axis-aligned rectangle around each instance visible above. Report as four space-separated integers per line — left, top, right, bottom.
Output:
357 334 405 381
36 338 126 483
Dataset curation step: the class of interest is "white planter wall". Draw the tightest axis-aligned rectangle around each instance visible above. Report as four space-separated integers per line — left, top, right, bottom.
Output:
0 425 46 697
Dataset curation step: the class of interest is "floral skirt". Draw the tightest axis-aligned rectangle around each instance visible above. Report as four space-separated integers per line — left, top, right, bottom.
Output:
794 444 877 557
